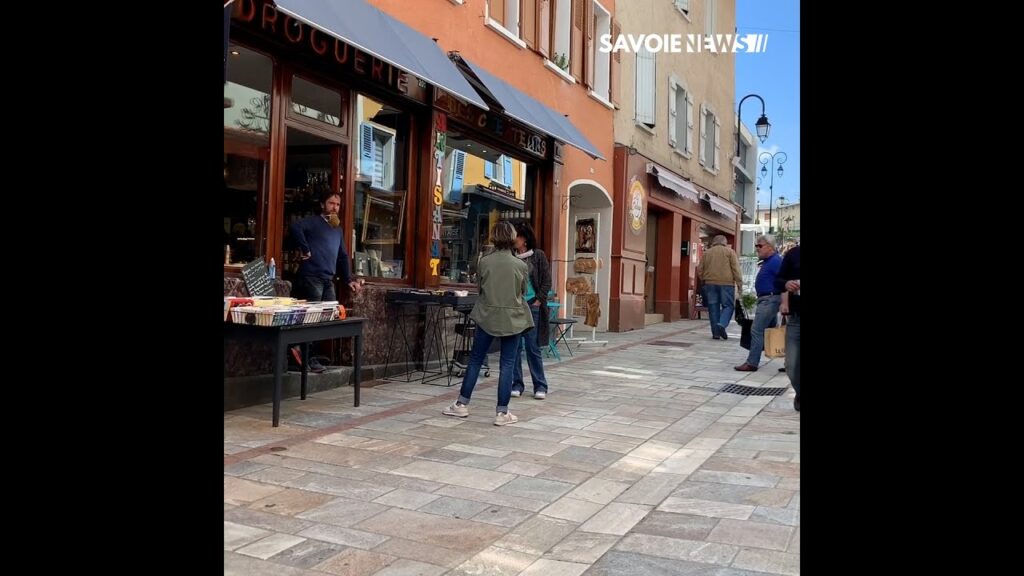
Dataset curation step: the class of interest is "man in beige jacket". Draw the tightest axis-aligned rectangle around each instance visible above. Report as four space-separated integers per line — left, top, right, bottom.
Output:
698 235 744 340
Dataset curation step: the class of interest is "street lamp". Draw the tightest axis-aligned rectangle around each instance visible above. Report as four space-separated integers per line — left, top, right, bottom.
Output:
736 94 771 158
758 151 787 233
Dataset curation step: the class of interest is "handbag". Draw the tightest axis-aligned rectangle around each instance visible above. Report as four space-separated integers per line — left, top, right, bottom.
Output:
763 315 786 358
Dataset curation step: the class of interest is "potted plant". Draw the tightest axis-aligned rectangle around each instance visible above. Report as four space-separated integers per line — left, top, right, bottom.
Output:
740 292 758 318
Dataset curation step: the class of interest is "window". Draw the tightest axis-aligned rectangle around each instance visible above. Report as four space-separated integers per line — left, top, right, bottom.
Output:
674 0 690 15
591 0 611 101
668 75 694 155
485 155 514 188
223 44 273 266
224 45 272 139
552 0 572 72
359 123 396 189
634 45 656 128
353 94 410 280
446 149 467 202
705 0 716 35
487 0 522 39
290 75 344 128
699 104 721 173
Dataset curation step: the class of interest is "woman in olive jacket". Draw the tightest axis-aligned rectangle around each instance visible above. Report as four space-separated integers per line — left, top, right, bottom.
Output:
511 222 551 399
443 221 533 426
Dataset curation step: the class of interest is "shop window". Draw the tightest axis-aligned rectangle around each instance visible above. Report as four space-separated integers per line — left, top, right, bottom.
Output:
353 94 410 280
223 44 273 266
440 138 534 284
290 75 344 129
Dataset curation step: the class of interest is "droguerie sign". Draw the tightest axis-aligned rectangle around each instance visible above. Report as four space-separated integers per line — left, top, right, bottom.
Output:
231 0 426 102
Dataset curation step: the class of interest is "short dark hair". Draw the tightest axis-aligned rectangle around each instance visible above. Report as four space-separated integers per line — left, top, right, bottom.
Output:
320 189 341 205
491 221 517 251
514 222 537 251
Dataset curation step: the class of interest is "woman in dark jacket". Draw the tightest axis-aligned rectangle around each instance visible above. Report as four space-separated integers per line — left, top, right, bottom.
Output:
511 222 551 399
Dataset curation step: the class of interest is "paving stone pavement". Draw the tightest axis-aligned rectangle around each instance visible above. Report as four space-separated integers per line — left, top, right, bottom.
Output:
225 320 799 575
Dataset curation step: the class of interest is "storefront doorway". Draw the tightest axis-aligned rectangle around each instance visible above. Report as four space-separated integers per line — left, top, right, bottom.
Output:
645 210 659 315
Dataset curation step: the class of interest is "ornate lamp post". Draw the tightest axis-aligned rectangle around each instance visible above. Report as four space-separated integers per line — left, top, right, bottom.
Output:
736 94 771 158
758 151 787 233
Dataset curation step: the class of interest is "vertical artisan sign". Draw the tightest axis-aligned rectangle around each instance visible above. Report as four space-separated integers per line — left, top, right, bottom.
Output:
428 113 448 285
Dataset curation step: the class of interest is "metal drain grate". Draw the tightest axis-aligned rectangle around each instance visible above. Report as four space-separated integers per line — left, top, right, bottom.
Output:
647 341 694 347
718 384 788 396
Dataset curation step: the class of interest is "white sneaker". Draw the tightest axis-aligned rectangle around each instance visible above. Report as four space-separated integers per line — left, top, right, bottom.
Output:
511 390 522 398
534 391 546 400
442 402 469 418
494 412 518 426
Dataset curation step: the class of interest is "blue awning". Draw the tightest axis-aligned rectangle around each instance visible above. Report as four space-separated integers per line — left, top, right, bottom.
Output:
452 55 605 161
272 0 488 110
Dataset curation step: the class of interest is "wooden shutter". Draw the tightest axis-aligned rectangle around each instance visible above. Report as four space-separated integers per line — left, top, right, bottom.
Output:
668 79 677 147
537 0 551 57
609 18 620 105
522 0 537 49
449 150 466 203
713 114 721 171
503 156 513 187
490 0 506 27
570 0 584 81
698 104 707 166
634 48 655 126
685 92 694 153
583 0 594 90
359 123 374 180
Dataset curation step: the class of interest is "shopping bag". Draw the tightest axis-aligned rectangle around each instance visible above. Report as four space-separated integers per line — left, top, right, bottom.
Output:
763 325 786 358
741 315 757 348
734 300 746 323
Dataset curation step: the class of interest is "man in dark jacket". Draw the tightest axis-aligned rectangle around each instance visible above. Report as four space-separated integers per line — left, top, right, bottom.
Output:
510 223 551 399
775 245 800 411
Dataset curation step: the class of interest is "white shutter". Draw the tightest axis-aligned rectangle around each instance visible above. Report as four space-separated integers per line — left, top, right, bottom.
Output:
635 47 655 126
502 155 513 187
712 115 721 171
674 0 690 13
698 104 707 166
705 0 715 34
668 79 677 147
685 92 694 153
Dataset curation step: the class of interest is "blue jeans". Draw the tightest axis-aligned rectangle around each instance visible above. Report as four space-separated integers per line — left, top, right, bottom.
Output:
457 326 521 414
704 284 735 335
299 276 336 302
785 313 800 398
746 295 781 366
513 306 549 395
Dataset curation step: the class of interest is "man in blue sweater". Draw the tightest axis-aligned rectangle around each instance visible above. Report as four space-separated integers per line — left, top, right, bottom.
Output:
734 235 783 371
289 190 362 371
291 191 361 301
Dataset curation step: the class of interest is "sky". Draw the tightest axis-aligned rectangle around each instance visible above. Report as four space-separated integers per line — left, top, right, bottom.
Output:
735 0 800 209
